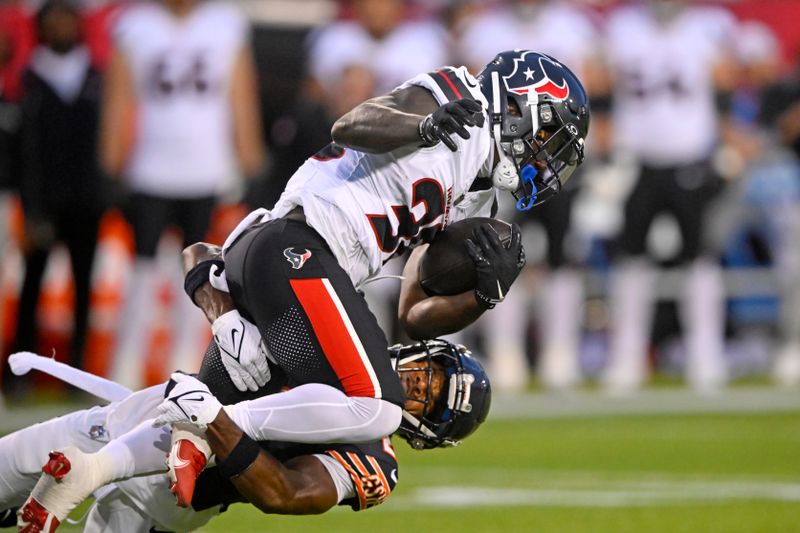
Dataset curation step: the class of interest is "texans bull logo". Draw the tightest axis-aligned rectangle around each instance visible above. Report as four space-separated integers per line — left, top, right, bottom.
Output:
503 51 570 101
284 247 312 269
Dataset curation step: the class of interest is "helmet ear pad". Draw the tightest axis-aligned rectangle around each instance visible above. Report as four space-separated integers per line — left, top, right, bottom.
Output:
491 151 518 191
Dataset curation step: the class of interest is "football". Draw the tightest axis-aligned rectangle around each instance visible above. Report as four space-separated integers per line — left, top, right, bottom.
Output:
418 217 513 296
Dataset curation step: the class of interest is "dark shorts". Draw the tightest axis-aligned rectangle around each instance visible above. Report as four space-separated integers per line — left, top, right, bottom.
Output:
219 218 405 408
617 161 722 263
126 193 216 258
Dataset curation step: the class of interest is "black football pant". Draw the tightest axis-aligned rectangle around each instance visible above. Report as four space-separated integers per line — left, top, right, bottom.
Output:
214 217 405 408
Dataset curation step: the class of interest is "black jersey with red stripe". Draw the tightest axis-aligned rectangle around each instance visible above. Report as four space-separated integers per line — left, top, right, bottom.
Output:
191 437 399 512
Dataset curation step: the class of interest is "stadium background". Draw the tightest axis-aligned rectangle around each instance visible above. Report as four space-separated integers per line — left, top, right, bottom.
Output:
1 0 800 531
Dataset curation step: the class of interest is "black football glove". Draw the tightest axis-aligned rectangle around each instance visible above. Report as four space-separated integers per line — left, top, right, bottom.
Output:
464 223 526 309
418 98 485 152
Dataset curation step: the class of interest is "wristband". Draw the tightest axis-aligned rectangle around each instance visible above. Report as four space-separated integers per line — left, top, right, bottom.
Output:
474 290 497 310
217 433 261 479
418 115 438 147
184 259 225 304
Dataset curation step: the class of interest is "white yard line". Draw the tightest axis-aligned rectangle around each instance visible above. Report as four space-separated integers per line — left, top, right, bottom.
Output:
384 479 800 509
491 387 800 419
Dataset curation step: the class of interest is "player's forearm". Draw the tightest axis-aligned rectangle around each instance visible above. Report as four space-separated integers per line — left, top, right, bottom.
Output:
99 48 135 177
331 98 423 153
193 285 235 324
230 46 267 176
206 411 334 514
401 291 484 339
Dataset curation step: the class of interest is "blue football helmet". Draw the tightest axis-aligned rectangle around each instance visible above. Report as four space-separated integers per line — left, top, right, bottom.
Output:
477 50 590 210
391 340 491 450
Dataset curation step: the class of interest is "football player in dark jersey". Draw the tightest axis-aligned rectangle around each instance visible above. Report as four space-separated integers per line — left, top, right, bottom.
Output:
2 340 488 531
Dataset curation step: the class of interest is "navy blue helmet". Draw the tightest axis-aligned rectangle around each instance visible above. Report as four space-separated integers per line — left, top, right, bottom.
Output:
392 340 491 450
477 50 590 210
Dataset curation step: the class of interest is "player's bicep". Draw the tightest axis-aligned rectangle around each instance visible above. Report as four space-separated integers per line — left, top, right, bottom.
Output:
387 85 440 116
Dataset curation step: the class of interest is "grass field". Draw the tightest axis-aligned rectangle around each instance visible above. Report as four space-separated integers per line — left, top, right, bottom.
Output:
7 390 800 533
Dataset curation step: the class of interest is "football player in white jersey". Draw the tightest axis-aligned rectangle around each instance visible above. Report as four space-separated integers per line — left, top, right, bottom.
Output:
18 50 590 531
102 0 266 390
188 49 588 442
598 0 739 393
307 0 448 97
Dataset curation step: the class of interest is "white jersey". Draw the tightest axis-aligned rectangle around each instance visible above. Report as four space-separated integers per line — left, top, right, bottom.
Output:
114 1 247 197
308 19 448 95
269 66 495 288
457 2 598 78
604 5 737 165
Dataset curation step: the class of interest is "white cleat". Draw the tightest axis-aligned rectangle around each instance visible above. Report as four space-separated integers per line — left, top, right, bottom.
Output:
17 447 111 532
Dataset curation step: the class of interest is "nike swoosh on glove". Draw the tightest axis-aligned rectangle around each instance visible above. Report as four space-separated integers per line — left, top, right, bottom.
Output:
212 309 271 392
464 222 525 309
153 373 223 431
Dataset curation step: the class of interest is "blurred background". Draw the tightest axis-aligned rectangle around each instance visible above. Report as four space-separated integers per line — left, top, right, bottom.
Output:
0 1 799 530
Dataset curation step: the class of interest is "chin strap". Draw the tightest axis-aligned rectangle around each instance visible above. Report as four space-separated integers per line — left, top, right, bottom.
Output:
489 71 541 211
490 71 518 192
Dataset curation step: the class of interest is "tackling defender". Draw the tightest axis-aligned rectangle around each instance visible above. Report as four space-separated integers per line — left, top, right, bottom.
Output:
3 340 488 531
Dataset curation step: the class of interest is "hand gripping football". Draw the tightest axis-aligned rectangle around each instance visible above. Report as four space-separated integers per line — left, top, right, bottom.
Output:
418 217 513 296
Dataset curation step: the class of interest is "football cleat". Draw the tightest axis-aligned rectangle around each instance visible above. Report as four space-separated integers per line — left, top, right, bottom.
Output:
17 447 111 532
17 497 58 533
168 439 208 508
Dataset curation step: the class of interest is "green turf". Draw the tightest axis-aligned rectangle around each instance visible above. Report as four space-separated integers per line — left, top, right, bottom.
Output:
46 411 800 532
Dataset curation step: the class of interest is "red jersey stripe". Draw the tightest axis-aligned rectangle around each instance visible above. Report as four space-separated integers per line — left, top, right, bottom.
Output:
289 278 381 398
436 70 463 99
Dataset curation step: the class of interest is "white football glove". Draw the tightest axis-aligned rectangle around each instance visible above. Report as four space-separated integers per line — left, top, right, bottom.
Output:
153 373 223 431
212 309 270 392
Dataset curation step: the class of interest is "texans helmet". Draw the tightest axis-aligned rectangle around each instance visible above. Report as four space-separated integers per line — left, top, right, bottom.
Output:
477 50 590 210
391 340 491 450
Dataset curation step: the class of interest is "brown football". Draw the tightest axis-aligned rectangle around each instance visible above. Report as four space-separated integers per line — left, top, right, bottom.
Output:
418 217 513 296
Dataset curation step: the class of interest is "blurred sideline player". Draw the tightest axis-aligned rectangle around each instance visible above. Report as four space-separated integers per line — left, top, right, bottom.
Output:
102 0 266 390
456 0 601 391
759 54 800 386
306 0 447 99
1 339 489 531
597 0 739 393
12 0 107 384
0 19 20 396
19 49 590 529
